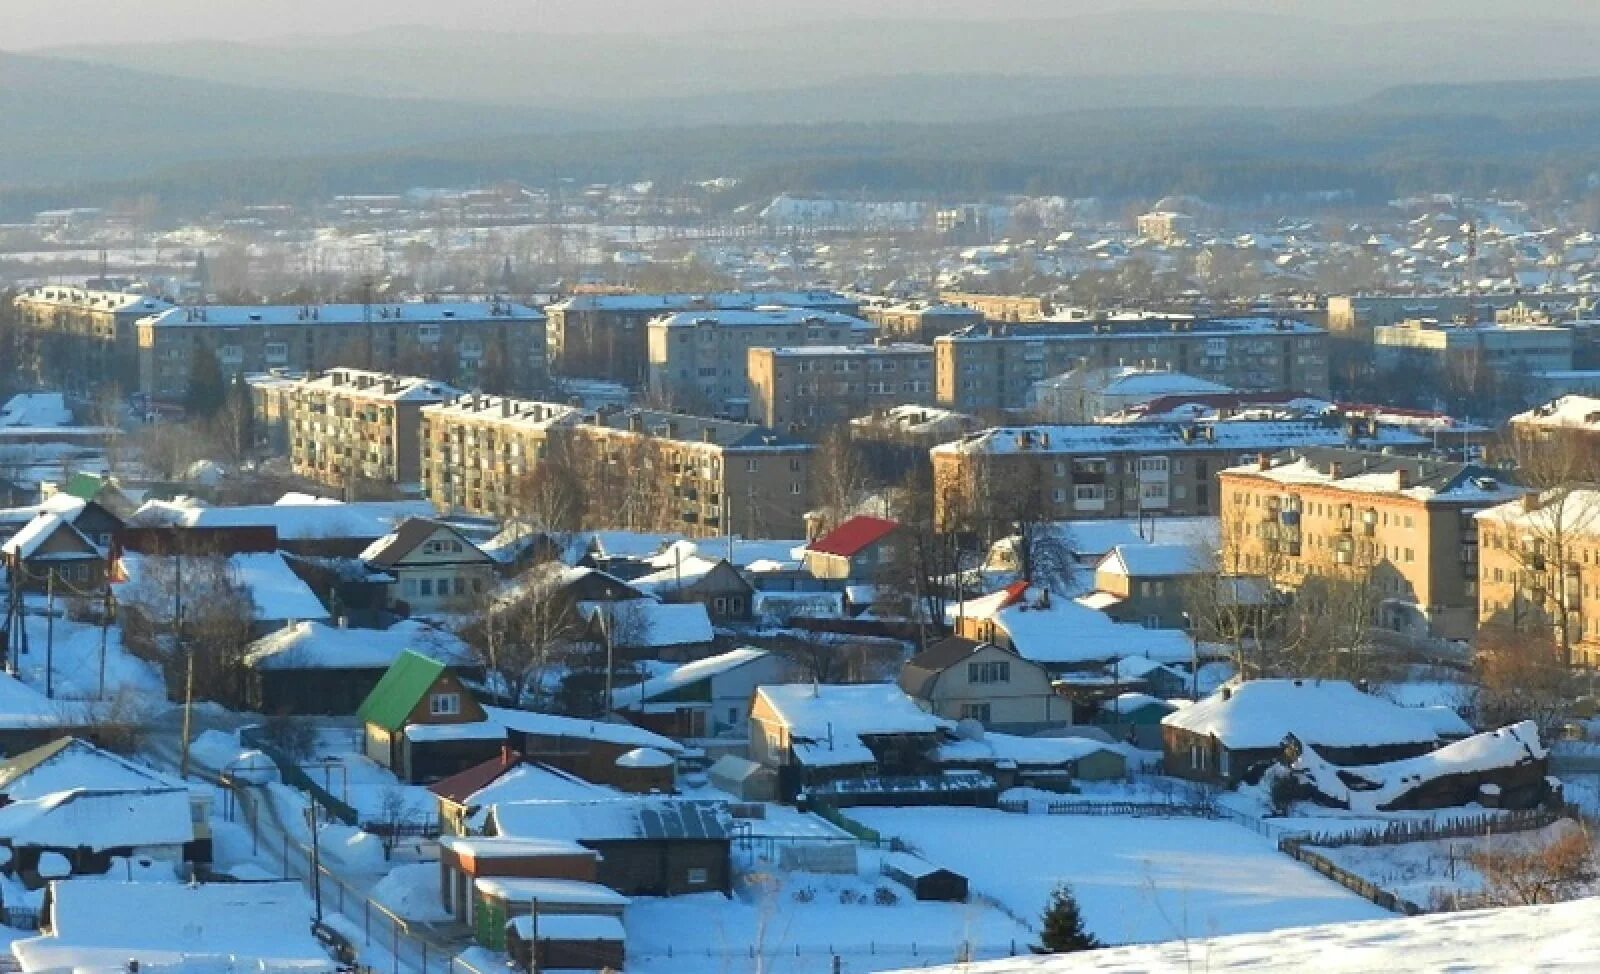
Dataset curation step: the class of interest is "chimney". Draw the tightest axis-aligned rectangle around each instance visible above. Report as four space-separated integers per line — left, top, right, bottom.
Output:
1257 453 1271 472
501 398 513 418
629 414 644 433
703 426 717 443
1220 686 1232 701
1395 467 1410 489
1328 461 1342 480
1522 492 1542 513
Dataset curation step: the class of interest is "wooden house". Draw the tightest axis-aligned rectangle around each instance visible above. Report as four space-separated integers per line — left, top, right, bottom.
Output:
360 518 497 616
898 638 1065 733
358 651 504 783
242 619 475 716
610 647 792 739
2 514 105 593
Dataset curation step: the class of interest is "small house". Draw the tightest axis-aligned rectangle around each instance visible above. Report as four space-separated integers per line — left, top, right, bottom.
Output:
898 637 1065 733
507 912 627 973
1161 679 1464 786
610 647 793 739
430 752 610 836
956 582 1196 673
631 543 757 625
881 851 968 902
360 518 497 616
2 514 105 593
579 598 715 662
475 876 628 953
802 516 901 583
437 835 601 929
358 651 504 783
483 707 684 792
706 754 778 802
749 683 948 800
0 788 196 887
243 619 475 715
1090 543 1207 630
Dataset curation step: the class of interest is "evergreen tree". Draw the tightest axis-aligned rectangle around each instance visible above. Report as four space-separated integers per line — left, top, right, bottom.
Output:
184 343 227 419
1034 883 1100 954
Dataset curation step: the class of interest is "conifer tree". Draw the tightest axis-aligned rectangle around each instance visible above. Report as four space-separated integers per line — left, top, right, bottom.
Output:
1035 883 1101 954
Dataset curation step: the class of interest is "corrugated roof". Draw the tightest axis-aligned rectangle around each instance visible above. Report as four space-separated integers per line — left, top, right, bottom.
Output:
807 516 899 558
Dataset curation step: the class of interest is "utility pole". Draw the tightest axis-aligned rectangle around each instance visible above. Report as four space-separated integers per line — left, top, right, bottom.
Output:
43 569 54 699
305 804 324 926
177 555 194 779
98 584 112 700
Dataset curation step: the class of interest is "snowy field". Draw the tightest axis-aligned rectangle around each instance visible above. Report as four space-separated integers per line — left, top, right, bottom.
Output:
628 853 1033 974
852 808 1388 946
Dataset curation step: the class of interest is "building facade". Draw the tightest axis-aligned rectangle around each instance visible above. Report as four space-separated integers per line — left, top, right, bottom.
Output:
12 287 173 393
746 343 934 431
1372 318 1573 376
934 316 1329 416
646 308 874 416
419 396 814 538
287 368 461 493
862 302 985 343
1219 449 1521 642
930 419 1430 534
546 290 858 386
1476 489 1600 666
135 301 544 403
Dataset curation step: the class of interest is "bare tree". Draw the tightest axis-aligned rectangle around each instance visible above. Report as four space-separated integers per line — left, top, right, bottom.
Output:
1469 825 1595 906
1474 622 1576 735
119 554 257 708
810 427 873 535
458 567 586 707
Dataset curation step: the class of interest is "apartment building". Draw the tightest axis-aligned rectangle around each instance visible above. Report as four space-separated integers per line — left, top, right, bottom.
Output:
746 344 934 431
286 368 461 492
1327 292 1592 337
1506 396 1600 469
1136 210 1195 244
12 287 174 392
1476 489 1600 666
134 301 544 403
862 302 984 343
934 316 1329 416
419 396 813 538
1372 318 1573 375
419 394 586 519
929 418 1430 533
646 307 874 416
546 290 859 386
1219 449 1521 641
939 292 1048 322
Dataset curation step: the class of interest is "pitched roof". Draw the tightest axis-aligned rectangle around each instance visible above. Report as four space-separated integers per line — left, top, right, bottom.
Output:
0 737 183 801
1162 679 1446 751
428 750 520 805
357 650 448 732
807 516 900 558
360 517 486 568
490 798 733 843
1 514 97 560
610 647 773 710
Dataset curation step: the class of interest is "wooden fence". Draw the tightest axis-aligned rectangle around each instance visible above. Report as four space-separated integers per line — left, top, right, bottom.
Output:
1290 805 1570 849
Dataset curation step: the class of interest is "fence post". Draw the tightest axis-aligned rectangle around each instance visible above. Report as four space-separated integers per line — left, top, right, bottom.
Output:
392 923 400 974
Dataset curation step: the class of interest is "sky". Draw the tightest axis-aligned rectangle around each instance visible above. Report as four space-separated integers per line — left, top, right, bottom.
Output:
11 0 1600 50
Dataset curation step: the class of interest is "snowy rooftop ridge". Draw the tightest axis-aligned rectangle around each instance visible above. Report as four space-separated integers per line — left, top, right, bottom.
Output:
1163 679 1451 751
140 300 541 328
931 420 1429 456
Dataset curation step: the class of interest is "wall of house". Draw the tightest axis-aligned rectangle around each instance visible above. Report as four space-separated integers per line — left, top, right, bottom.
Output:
926 645 1063 730
592 838 731 896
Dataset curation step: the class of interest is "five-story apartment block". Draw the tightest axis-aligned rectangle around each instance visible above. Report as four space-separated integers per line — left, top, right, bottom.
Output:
12 287 173 393
287 368 460 493
747 343 935 431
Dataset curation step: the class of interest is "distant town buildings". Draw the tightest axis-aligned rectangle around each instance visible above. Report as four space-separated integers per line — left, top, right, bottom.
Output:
1372 317 1573 376
286 368 461 494
11 287 173 393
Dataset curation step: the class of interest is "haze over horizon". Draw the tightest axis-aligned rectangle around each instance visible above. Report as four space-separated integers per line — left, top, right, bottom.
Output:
10 0 1600 50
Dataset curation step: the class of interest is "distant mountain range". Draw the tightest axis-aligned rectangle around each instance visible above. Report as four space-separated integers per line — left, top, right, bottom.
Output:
7 12 1600 213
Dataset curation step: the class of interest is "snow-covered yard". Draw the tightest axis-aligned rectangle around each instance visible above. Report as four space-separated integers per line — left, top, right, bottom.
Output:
852 807 1389 946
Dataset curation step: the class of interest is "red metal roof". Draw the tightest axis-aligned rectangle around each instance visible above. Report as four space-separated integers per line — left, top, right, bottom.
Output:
807 515 900 558
427 748 519 805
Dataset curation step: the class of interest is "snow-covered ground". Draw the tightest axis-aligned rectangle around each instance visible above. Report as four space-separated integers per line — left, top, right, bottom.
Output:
876 895 1600 973
13 604 166 705
852 807 1388 946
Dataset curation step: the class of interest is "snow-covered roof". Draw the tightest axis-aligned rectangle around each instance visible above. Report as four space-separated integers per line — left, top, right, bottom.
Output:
489 798 733 843
437 835 593 860
0 738 184 801
295 368 461 403
14 880 331 974
14 286 172 316
1050 517 1220 560
937 732 1121 767
474 876 630 907
882 892 1600 973
616 747 675 769
1162 679 1446 751
611 647 771 710
579 599 714 649
1512 394 1600 429
756 683 947 766
403 721 506 743
550 290 855 313
0 393 73 429
244 619 472 671
1292 720 1545 814
0 787 194 851
117 551 329 624
458 763 610 812
1226 451 1519 505
1475 487 1600 535
932 420 1428 457
131 496 433 540
0 513 95 560
976 586 1196 665
508 913 626 942
141 301 541 328
482 706 684 754
1096 543 1206 578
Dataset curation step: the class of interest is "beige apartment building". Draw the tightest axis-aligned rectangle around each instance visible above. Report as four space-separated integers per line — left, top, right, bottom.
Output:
419 395 814 538
1476 489 1600 667
1372 318 1573 375
12 287 174 392
135 301 545 403
286 368 461 492
747 343 934 431
646 307 874 416
1219 449 1522 642
546 290 858 386
934 316 1329 416
939 292 1048 322
930 419 1431 536
862 302 984 343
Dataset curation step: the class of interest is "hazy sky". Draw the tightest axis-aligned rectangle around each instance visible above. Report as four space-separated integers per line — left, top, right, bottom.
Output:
11 0 1600 50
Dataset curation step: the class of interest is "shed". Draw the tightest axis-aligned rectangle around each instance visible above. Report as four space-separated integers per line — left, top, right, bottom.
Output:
474 876 628 950
613 747 676 794
507 912 626 973
707 755 778 802
881 851 968 902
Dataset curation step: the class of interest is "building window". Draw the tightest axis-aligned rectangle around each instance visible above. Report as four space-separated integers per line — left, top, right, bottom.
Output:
960 703 992 723
687 868 709 885
968 661 1011 684
419 579 434 596
429 693 461 716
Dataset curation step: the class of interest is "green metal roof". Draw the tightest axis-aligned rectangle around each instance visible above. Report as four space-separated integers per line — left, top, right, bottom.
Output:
63 472 106 501
357 650 446 732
